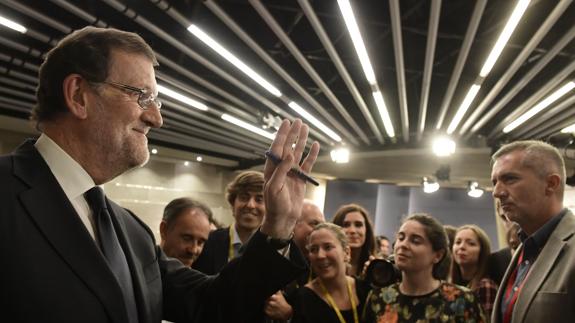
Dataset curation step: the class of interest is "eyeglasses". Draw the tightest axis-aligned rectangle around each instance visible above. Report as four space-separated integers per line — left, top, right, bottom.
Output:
101 81 162 110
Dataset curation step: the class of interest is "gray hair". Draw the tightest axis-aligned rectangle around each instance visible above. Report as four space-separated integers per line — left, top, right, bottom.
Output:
492 140 566 193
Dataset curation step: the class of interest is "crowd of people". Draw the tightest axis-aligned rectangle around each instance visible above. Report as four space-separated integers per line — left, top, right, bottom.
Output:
1 26 574 323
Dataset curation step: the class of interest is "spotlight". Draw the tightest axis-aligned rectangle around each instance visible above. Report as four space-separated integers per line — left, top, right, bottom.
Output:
196 156 203 162
330 147 350 163
467 181 484 198
151 148 158 155
432 136 456 157
422 177 440 193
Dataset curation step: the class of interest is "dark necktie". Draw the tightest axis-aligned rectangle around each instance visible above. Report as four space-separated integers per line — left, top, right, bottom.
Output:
85 187 138 323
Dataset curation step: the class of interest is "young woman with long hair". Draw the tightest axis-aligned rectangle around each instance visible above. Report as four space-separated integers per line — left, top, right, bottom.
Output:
332 204 376 277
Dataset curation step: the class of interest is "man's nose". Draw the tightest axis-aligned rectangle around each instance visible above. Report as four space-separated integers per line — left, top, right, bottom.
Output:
492 182 505 198
246 197 257 208
142 105 163 128
187 242 201 255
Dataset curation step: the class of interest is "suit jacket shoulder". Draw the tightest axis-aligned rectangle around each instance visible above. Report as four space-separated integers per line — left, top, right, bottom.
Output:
192 227 230 275
492 211 575 323
487 247 512 284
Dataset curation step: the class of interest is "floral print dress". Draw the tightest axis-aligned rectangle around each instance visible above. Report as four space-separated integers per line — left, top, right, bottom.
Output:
366 281 486 323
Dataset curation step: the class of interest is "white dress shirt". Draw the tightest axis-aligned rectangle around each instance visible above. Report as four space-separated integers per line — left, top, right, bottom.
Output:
35 133 98 240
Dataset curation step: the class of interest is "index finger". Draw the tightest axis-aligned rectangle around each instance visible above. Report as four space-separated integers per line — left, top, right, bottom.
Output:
263 119 291 181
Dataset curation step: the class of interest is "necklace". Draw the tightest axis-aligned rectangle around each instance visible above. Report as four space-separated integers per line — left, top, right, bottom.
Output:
318 278 359 323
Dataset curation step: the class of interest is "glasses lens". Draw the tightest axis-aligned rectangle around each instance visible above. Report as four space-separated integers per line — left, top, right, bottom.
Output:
139 93 162 110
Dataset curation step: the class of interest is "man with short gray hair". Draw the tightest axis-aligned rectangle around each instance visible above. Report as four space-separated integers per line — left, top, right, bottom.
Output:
490 140 575 323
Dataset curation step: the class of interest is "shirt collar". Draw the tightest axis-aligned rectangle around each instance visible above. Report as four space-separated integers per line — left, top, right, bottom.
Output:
231 223 243 246
35 133 96 199
519 208 567 258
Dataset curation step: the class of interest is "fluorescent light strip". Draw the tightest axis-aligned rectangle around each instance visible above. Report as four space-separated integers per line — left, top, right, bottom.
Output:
479 0 531 77
338 0 395 138
372 90 395 137
561 124 575 133
503 81 575 133
288 102 342 142
447 84 481 134
0 15 26 33
337 0 376 85
188 24 282 97
157 84 208 111
221 113 275 140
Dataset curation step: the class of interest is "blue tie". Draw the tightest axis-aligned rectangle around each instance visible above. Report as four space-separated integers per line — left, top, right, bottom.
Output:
85 187 138 323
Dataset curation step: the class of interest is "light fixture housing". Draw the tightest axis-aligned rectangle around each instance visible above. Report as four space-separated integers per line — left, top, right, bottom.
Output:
467 181 484 198
479 0 531 77
503 81 575 133
288 102 342 142
158 85 208 111
330 147 350 163
0 15 27 33
188 24 282 97
338 0 395 138
221 114 275 140
422 177 440 193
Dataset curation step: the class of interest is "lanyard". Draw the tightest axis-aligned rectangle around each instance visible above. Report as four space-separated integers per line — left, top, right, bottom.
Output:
319 279 359 323
502 249 530 323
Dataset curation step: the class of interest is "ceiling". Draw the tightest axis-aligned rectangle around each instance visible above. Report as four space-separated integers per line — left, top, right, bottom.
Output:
0 0 574 188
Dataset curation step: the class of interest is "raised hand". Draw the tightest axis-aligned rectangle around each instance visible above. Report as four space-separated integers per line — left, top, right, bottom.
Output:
261 119 320 239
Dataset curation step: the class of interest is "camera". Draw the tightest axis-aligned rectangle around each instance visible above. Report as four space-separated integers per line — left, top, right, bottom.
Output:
364 256 401 288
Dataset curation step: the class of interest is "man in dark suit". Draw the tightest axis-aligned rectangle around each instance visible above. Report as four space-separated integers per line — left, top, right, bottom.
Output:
193 171 266 274
490 140 575 323
0 26 320 323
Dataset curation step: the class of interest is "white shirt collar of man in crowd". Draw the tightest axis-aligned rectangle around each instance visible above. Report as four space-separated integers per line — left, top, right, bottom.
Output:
35 133 98 240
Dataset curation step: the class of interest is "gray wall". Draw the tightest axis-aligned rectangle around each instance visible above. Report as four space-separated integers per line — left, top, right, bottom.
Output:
324 180 378 223
325 181 499 250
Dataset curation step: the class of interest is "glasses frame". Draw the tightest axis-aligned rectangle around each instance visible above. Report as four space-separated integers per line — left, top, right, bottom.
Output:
101 81 162 110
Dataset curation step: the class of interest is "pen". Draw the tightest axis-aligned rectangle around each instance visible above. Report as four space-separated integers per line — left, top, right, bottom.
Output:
265 150 320 186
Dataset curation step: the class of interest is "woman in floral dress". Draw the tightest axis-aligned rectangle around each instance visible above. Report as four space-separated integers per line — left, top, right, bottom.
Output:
365 214 485 323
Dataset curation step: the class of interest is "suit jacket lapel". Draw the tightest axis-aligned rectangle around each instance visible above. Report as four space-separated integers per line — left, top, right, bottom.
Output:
513 213 575 323
13 141 128 323
492 244 523 323
108 201 152 323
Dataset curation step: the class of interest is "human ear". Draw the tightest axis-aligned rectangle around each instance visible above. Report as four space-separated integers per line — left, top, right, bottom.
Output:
62 74 90 119
344 245 351 263
159 221 168 241
545 174 561 196
433 249 445 264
